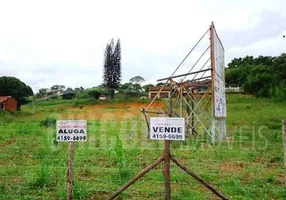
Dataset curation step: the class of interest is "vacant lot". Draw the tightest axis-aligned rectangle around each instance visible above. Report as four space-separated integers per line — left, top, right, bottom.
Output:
0 95 285 199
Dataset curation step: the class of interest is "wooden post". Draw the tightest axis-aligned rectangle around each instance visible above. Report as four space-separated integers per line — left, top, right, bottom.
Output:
67 142 75 200
283 120 286 186
142 109 150 133
164 140 171 200
191 90 195 134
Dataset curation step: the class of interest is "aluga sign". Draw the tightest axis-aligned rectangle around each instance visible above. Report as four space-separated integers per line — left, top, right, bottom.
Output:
150 117 185 141
56 120 87 142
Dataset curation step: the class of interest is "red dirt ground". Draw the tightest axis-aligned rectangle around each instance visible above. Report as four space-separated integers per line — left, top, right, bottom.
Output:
60 102 166 121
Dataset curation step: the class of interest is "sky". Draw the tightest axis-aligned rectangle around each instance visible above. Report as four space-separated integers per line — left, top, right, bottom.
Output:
0 0 285 93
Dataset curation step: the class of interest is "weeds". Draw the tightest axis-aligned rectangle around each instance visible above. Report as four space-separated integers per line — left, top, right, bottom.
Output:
110 133 132 181
32 163 51 188
0 94 284 199
40 116 57 127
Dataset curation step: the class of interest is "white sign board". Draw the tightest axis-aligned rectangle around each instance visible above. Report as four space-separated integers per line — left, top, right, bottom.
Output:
150 117 185 140
213 30 226 118
56 120 87 142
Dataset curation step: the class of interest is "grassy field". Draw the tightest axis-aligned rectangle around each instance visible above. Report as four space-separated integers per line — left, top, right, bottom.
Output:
0 94 285 199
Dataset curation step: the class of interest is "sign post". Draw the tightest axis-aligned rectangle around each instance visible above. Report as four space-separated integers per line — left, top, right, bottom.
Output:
67 142 75 200
56 120 87 200
150 117 185 200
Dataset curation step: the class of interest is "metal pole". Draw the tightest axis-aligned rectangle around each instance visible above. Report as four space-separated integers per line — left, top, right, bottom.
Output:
180 85 183 117
191 90 195 134
169 81 173 117
157 67 211 82
67 142 75 200
186 94 191 136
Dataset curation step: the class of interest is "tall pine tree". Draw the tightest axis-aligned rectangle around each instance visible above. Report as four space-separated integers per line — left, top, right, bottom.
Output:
103 39 122 98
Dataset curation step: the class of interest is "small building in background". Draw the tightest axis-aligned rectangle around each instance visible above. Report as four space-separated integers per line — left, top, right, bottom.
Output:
148 79 212 99
148 86 171 99
0 96 17 112
99 95 107 100
184 79 211 94
225 85 244 93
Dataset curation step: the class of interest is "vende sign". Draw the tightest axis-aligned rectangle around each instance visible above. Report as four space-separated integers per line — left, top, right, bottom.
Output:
150 117 185 141
56 120 87 142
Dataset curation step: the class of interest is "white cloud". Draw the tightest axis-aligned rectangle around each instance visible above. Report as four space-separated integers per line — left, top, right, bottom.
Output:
0 0 285 92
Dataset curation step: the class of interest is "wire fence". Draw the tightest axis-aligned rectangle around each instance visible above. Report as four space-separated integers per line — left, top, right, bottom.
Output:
0 120 285 199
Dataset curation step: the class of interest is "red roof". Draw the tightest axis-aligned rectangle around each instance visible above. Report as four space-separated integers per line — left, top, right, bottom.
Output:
0 96 12 103
184 79 211 87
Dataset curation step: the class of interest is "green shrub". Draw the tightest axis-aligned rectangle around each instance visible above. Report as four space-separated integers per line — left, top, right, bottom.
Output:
109 133 133 181
114 134 125 168
272 82 286 102
76 91 89 99
40 116 57 127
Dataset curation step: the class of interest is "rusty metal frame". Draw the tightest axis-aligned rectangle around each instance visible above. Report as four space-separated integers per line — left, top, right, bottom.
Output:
183 87 213 135
157 68 211 82
111 24 229 200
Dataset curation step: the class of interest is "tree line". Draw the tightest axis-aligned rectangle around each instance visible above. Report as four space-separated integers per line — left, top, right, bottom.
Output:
0 37 284 111
225 53 286 101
